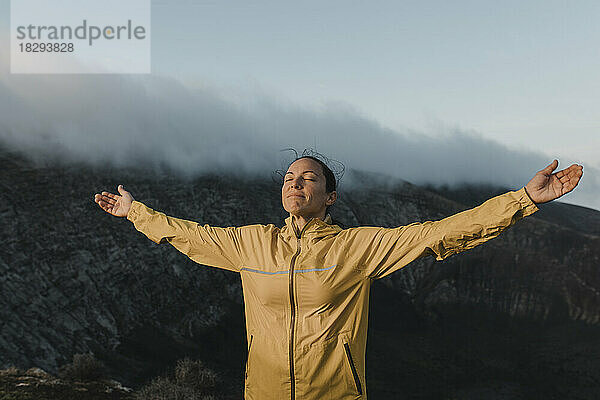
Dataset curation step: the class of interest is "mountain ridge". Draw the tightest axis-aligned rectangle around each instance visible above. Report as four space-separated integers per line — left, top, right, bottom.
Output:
2 145 599 398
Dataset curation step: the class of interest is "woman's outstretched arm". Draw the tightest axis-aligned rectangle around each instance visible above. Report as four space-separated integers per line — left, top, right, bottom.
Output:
343 160 583 280
94 185 270 273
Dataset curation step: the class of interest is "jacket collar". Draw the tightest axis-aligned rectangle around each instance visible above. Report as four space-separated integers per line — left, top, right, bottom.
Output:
283 213 336 239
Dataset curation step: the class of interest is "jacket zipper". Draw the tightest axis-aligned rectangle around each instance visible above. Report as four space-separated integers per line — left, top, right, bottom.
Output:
344 342 363 395
245 334 253 382
288 217 314 400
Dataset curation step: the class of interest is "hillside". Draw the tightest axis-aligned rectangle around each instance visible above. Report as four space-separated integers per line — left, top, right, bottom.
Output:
1 146 599 399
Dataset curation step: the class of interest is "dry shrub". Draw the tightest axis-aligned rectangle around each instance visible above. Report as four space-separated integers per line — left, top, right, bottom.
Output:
174 358 218 392
135 375 203 400
0 366 22 376
58 352 107 382
135 357 220 400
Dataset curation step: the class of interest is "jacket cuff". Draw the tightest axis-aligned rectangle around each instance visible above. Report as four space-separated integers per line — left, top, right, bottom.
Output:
126 200 145 223
515 187 539 217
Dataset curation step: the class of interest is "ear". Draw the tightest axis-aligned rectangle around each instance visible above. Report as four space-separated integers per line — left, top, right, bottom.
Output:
326 191 337 206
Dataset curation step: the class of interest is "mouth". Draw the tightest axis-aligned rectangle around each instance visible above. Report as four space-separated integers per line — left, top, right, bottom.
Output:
288 194 305 198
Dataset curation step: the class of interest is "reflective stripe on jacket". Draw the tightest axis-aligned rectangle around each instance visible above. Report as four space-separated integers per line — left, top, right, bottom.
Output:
126 187 539 399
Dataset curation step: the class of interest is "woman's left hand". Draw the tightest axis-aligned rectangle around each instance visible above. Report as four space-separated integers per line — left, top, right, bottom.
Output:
524 160 583 204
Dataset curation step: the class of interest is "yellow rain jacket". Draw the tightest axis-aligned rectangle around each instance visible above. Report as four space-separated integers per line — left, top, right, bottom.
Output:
126 187 539 399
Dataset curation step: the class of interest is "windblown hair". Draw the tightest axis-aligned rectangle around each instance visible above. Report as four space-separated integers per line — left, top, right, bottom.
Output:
273 148 345 224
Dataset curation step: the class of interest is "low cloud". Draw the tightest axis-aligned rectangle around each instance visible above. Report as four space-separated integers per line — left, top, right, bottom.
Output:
0 51 597 211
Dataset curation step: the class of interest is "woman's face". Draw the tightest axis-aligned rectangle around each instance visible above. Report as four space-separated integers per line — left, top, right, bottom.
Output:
281 157 336 218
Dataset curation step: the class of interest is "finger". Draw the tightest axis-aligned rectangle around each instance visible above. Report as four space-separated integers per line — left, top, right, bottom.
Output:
100 192 118 205
94 194 109 204
558 173 577 185
102 191 120 200
560 168 583 188
563 164 578 175
95 195 113 207
542 159 558 174
554 164 579 180
97 196 116 206
557 165 583 191
557 172 573 183
564 181 576 194
564 166 582 181
98 203 110 213
568 164 582 172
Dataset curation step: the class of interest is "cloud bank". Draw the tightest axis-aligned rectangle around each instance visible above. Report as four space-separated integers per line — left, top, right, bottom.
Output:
0 51 597 211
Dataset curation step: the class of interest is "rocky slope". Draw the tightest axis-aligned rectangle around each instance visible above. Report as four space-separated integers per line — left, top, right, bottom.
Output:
0 366 134 400
1 145 599 399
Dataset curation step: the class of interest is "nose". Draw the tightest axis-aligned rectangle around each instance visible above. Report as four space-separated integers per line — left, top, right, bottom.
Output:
289 177 303 189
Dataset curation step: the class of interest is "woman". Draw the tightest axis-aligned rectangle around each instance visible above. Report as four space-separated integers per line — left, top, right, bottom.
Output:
94 154 583 400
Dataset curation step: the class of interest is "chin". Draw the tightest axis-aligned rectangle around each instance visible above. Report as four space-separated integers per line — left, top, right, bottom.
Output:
284 202 302 214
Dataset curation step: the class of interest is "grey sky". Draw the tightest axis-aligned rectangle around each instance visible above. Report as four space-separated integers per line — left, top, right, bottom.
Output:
148 0 599 161
0 1 597 210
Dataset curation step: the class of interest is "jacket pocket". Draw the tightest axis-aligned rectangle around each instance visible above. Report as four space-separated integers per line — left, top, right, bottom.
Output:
245 334 253 382
343 342 363 396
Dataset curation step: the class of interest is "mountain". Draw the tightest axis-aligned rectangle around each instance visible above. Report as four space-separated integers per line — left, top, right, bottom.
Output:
1 146 599 399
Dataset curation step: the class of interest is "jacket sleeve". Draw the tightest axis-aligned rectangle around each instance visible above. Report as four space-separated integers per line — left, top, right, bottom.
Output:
126 200 265 273
344 187 539 280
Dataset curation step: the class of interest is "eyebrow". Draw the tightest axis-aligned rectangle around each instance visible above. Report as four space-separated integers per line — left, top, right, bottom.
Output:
285 170 319 176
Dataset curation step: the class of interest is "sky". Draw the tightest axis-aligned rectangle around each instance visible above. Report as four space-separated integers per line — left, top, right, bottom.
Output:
0 0 598 211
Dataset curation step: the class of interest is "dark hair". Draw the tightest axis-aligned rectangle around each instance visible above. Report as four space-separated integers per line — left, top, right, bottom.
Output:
296 155 337 193
274 148 345 219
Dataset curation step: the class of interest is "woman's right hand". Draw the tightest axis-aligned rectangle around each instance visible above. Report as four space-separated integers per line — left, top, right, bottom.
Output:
94 185 135 217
